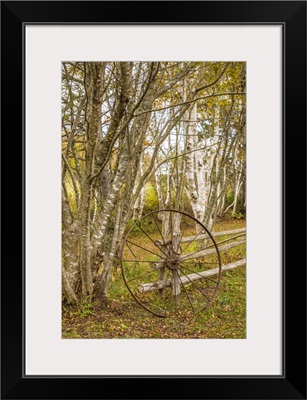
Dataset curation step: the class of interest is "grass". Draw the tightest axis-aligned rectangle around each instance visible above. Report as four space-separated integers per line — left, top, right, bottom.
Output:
62 217 246 339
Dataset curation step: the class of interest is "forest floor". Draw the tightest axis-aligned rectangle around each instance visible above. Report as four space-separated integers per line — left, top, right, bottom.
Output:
62 217 246 339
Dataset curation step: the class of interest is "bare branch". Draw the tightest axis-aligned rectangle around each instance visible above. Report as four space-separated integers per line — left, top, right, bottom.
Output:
133 92 245 117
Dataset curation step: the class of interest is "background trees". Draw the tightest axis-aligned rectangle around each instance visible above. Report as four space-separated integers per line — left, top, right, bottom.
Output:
61 61 246 303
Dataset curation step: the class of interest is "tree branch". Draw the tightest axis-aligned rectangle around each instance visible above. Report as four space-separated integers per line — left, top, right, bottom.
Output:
133 92 245 117
194 62 229 94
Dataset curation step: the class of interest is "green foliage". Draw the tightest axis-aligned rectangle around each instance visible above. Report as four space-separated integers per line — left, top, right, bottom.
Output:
77 302 94 318
62 329 82 339
226 190 234 206
233 212 244 220
225 190 246 216
65 299 95 319
217 295 232 306
144 183 159 212
108 274 126 300
125 219 155 236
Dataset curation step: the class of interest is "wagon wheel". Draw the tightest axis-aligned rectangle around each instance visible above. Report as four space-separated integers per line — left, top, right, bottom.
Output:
120 209 222 317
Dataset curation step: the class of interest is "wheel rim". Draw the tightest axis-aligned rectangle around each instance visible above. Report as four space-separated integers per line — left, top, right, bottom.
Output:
120 210 222 317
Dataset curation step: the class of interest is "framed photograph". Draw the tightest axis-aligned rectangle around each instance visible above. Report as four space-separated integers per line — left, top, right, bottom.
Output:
1 1 306 399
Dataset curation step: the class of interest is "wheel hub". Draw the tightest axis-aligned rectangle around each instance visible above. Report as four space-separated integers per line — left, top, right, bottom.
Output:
166 255 180 270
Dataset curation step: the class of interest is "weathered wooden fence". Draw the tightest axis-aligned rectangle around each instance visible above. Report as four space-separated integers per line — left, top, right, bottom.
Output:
138 228 246 294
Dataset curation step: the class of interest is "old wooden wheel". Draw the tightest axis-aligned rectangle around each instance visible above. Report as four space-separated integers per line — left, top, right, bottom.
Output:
120 210 222 317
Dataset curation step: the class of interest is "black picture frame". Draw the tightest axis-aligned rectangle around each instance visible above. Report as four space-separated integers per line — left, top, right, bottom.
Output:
1 1 306 399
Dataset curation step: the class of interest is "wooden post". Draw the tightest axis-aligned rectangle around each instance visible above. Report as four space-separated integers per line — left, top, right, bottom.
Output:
158 243 167 299
159 267 166 299
171 213 181 307
171 269 180 306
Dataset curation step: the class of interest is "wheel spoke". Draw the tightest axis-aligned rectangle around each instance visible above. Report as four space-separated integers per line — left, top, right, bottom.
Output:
169 210 174 252
127 266 164 284
125 239 166 260
177 265 211 302
126 241 137 258
146 274 166 292
122 259 165 263
136 222 169 258
179 264 218 285
180 247 219 261
177 272 196 313
206 233 246 249
180 228 205 255
178 218 188 249
152 214 168 247
179 260 219 265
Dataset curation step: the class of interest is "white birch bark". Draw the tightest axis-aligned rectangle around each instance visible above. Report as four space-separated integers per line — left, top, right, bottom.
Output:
185 103 203 222
232 159 244 216
155 160 164 209
95 203 123 298
204 107 221 231
62 191 79 301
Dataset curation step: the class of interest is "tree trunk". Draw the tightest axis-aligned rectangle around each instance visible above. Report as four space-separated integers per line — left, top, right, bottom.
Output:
62 191 79 302
77 63 105 298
